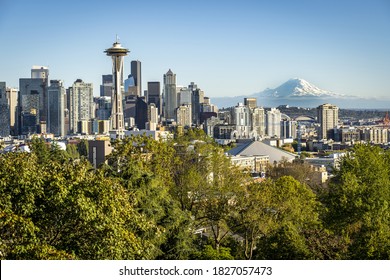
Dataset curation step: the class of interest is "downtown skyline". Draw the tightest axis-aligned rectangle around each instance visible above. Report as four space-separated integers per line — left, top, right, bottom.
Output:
0 0 389 100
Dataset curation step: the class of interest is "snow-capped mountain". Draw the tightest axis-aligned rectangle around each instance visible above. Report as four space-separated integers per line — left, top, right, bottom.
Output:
261 78 337 98
212 78 390 109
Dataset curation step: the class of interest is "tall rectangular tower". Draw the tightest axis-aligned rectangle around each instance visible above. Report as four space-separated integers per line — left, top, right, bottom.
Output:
252 107 265 137
131 60 142 96
234 103 251 138
68 79 94 134
317 103 339 140
31 66 49 123
0 82 10 137
47 80 65 136
19 78 46 135
6 87 17 135
191 87 204 126
266 108 282 138
147 81 162 115
100 74 113 97
163 69 177 120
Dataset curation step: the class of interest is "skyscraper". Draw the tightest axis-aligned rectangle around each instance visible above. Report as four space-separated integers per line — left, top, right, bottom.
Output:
31 66 49 123
100 74 113 97
47 80 65 136
178 87 192 106
147 81 162 115
18 67 49 135
189 82 204 126
95 96 112 121
131 60 141 96
317 103 339 140
6 87 17 135
163 69 177 120
68 79 94 134
105 39 129 137
135 97 148 129
0 82 10 137
147 103 159 130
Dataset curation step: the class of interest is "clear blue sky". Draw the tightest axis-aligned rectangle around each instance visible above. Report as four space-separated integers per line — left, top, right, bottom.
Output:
0 0 389 99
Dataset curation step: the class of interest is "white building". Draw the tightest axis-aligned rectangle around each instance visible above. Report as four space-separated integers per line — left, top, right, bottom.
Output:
267 108 281 138
68 79 94 134
251 107 265 138
176 104 192 127
234 103 251 138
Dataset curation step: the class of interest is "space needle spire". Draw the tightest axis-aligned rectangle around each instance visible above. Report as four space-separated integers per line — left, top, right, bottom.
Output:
104 38 129 138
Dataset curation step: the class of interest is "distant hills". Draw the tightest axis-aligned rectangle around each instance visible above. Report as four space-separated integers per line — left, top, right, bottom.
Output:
212 78 390 109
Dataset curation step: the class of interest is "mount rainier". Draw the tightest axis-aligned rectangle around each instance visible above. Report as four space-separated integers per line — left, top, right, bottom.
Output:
212 78 389 109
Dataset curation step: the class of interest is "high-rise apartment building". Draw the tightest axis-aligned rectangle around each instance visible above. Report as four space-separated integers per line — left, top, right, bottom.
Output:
266 108 282 138
0 82 10 136
234 103 251 138
147 103 159 130
68 79 94 134
251 107 265 138
47 80 65 136
163 69 177 120
176 104 192 127
317 103 339 140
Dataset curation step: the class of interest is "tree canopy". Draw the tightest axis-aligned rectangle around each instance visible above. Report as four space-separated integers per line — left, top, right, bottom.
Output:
1 137 389 260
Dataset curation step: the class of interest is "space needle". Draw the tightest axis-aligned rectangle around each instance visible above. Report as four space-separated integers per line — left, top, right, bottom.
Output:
105 37 129 138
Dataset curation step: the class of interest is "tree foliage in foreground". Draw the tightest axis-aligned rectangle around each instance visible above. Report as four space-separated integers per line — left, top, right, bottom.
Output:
1 137 390 259
324 144 390 259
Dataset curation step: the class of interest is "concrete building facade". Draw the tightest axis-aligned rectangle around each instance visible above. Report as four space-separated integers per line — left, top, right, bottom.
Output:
317 103 339 140
68 79 94 134
266 108 282 138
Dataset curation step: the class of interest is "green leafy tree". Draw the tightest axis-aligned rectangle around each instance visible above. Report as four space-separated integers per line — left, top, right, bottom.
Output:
190 144 247 252
0 151 151 259
65 144 80 159
252 176 322 259
76 139 89 158
29 137 51 163
192 245 234 260
106 135 196 259
324 144 390 259
234 180 278 259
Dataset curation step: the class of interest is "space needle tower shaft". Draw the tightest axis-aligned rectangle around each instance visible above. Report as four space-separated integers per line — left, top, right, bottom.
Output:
104 37 129 136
